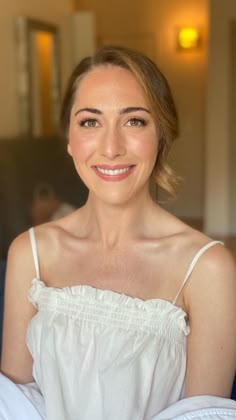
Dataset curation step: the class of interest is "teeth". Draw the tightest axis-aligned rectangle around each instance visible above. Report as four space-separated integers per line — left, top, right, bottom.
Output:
96 167 131 175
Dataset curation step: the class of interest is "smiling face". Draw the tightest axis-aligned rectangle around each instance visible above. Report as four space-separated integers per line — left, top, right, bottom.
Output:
68 65 159 205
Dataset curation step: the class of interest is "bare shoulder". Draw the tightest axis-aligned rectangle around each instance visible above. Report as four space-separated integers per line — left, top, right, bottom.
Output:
31 219 75 249
7 222 60 271
8 229 31 255
4 230 38 296
200 240 236 277
30 207 82 242
8 230 34 269
171 215 235 274
187 236 235 289
181 231 236 397
164 214 236 304
182 231 236 315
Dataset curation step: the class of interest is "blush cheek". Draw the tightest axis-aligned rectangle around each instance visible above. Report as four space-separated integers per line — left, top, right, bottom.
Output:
69 134 96 163
131 134 158 162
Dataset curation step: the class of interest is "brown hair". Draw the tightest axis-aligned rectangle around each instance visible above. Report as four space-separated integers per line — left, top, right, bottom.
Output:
60 45 180 197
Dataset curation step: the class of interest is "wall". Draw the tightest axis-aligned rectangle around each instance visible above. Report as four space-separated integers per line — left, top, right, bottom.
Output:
230 23 236 233
76 0 208 220
205 0 236 235
0 0 74 137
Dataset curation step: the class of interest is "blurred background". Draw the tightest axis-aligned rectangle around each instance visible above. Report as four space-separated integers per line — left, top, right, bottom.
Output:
0 0 236 259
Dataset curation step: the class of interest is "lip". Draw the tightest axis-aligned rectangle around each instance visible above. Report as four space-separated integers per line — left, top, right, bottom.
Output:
92 164 135 182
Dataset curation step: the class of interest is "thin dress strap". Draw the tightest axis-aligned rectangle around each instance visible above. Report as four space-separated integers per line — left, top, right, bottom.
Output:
29 227 40 279
172 240 224 305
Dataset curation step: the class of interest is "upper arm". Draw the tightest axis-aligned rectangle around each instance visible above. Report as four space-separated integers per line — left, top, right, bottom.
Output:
184 244 236 398
1 232 37 384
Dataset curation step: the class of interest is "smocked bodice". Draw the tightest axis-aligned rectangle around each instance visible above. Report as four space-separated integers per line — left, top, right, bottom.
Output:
26 278 189 420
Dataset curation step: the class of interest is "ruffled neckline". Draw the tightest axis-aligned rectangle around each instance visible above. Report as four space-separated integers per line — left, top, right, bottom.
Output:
28 278 190 337
29 277 188 316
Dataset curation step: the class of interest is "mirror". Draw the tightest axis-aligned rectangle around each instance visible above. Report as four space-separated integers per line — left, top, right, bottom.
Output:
15 17 60 137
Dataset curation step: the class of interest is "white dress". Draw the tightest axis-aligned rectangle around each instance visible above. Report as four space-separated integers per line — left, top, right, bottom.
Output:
1 230 236 419
26 229 221 419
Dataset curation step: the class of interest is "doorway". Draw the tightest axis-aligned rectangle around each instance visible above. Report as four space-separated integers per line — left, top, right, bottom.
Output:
15 17 60 137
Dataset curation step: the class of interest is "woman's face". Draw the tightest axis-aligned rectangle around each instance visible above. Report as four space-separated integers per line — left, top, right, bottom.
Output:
68 65 158 205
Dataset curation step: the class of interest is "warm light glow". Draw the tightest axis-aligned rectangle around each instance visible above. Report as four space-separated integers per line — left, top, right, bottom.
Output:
177 27 200 50
35 31 53 135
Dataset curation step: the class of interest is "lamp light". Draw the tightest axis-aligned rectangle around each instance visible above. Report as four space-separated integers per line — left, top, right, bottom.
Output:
177 27 201 50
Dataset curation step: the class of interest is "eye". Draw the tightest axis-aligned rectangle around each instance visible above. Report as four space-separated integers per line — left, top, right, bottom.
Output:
126 118 147 127
79 118 99 128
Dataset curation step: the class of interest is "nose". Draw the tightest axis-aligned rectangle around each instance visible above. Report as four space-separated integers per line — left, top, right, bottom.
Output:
100 126 126 159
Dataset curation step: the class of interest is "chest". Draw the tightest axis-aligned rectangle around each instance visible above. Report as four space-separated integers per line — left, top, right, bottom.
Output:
42 241 182 302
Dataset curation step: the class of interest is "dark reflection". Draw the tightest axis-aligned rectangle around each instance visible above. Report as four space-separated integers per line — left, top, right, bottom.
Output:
0 137 88 259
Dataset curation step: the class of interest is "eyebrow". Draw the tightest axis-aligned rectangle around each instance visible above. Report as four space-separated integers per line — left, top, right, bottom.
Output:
120 107 151 115
74 106 151 116
74 108 102 116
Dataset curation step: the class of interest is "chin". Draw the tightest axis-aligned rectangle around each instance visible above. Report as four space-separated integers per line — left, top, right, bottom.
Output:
90 185 149 207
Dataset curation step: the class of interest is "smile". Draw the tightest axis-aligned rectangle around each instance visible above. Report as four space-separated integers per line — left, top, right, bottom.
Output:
96 166 131 175
93 165 135 181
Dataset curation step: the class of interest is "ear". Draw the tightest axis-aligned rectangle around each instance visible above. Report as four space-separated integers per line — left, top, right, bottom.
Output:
67 143 72 156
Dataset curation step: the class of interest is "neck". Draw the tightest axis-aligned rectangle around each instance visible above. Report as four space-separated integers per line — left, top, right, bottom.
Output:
81 189 160 248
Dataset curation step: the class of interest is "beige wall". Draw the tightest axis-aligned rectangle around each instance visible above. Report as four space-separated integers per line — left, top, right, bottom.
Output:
205 0 236 235
230 23 236 234
0 0 74 137
76 0 208 220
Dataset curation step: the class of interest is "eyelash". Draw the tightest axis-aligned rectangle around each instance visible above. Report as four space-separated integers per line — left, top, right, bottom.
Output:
78 117 147 128
126 118 147 127
79 119 98 128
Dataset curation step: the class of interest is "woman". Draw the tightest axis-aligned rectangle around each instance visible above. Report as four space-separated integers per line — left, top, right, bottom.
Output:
1 46 236 419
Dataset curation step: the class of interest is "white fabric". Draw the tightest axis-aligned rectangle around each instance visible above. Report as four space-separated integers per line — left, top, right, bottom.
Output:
29 228 40 279
24 229 230 419
0 375 235 420
0 373 44 419
27 282 189 419
17 381 46 418
151 395 236 419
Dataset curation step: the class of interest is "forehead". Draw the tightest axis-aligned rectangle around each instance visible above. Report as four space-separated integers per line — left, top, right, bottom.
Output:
73 65 149 106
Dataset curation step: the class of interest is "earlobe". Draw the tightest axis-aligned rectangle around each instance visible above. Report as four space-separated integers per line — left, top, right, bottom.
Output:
67 143 72 156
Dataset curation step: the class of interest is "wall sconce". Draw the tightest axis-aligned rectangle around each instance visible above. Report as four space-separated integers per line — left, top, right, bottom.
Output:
177 27 201 50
